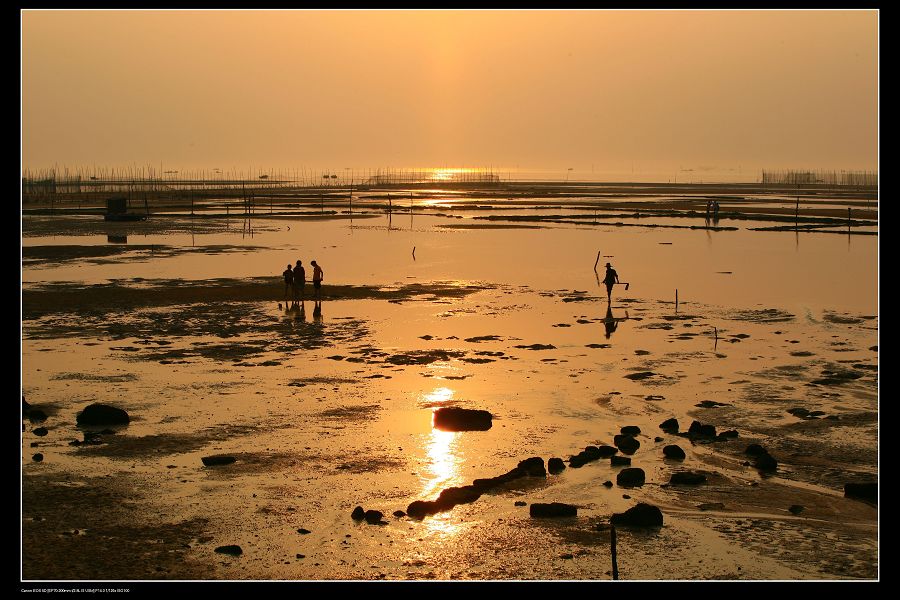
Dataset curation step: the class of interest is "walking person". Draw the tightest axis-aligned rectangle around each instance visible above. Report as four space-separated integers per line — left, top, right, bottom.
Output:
282 264 294 301
311 260 324 301
293 260 306 303
602 262 619 303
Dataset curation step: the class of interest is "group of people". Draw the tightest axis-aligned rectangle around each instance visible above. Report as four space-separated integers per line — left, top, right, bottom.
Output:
706 199 721 219
283 259 324 303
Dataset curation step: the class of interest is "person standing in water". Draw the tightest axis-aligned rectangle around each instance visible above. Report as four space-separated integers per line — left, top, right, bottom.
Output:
293 260 306 303
311 260 324 301
282 264 294 301
603 262 619 303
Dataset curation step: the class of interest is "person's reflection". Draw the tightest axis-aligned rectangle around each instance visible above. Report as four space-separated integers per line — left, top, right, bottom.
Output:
312 300 323 324
602 305 630 340
296 301 306 323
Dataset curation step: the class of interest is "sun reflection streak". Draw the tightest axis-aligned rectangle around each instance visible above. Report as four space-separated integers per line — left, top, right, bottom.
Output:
417 387 466 538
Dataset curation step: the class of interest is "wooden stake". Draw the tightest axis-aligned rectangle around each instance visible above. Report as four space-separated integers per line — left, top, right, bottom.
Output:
594 251 601 272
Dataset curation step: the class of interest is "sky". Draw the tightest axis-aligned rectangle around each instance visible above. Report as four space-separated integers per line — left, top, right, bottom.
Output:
21 9 878 179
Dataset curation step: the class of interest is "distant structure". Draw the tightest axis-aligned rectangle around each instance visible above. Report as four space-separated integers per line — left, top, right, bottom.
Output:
761 169 877 187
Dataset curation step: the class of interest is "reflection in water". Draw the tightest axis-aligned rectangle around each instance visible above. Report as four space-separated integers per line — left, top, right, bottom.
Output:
419 387 464 538
602 305 630 339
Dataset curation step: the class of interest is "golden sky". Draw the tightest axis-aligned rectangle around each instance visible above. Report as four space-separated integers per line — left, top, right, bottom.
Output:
21 9 878 175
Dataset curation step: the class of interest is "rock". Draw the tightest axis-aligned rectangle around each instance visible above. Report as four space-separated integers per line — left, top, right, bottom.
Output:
214 545 243 556
603 481 613 488
654 437 664 442
548 457 566 474
844 482 877 504
514 501 527 507
699 424 717 438
28 409 48 423
296 528 311 534
393 510 406 518
670 471 707 485
620 426 641 436
718 430 739 439
663 445 686 460
33 427 48 437
614 435 640 455
788 505 804 515
406 501 431 519
698 502 725 511
611 503 663 527
695 400 729 408
32 453 44 462
569 446 615 468
787 407 809 417
745 444 767 456
530 503 577 518
76 403 130 426
364 510 384 524
616 468 645 487
808 410 826 417
351 506 366 520
610 455 631 467
23 396 31 412
518 457 547 477
432 407 492 431
437 486 482 507
624 371 655 380
595 445 618 458
622 494 631 499
30 442 39 447
755 453 778 471
688 420 702 435
201 455 236 467
659 418 679 433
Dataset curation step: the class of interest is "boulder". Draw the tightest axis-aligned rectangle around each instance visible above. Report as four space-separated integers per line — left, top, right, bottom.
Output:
620 426 641 436
547 458 566 474
602 481 613 488
654 437 664 442
76 404 130 426
699 424 717 438
616 468 645 487
433 407 493 431
718 430 739 439
610 455 631 467
436 485 482 507
351 506 366 520
595 445 618 458
844 482 877 504
611 503 663 527
614 435 640 455
364 510 384 524
755 453 778 472
744 444 767 457
33 427 48 437
688 420 703 435
788 505 804 515
530 503 577 518
405 501 431 519
32 453 44 462
518 457 547 477
296 528 311 534
663 445 686 460
214 545 243 556
514 501 527 507
670 471 707 485
201 455 236 467
659 418 679 433
28 409 48 423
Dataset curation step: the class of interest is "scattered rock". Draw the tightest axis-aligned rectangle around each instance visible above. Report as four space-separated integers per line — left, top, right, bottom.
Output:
433 407 493 432
610 455 631 467
614 435 640 455
787 407 810 417
659 418 679 433
788 505 804 515
663 445 685 460
364 510 384 524
670 471 707 485
745 444 767 457
624 371 655 380
514 344 556 350
351 506 366 520
514 501 527 507
297 528 311 534
530 503 577 518
32 453 44 462
611 503 663 527
616 468 645 487
634 350 651 356
214 545 243 556
696 400 729 408
755 453 778 471
620 426 641 436
654 436 664 442
76 403 130 426
393 510 406 518
33 427 48 437
518 457 547 477
717 430 739 439
548 457 566 474
201 455 236 467
844 482 877 504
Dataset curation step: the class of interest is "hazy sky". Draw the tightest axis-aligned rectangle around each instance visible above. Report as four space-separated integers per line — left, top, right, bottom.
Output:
21 9 878 176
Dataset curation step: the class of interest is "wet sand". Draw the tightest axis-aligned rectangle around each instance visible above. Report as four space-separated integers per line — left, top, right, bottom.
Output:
21 190 878 581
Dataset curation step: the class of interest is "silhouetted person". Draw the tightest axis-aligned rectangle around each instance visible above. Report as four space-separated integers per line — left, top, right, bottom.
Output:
706 200 712 219
282 264 294 301
293 260 306 302
311 260 324 300
602 262 619 303
713 200 720 218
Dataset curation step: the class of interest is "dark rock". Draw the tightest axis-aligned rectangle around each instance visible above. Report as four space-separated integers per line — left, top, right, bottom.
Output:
620 426 641 436
351 506 366 520
514 501 527 507
755 453 778 472
610 455 631 467
437 485 482 507
659 418 679 433
100 429 116 435
698 502 725 511
433 407 492 431
603 481 613 488
201 455 236 467
808 410 826 417
560 553 574 560
406 501 431 519
788 505 804 515
696 400 729 408
23 396 31 412
297 528 311 534
787 407 809 417
530 502 577 518
32 453 44 462
616 468 645 487
393 510 406 518
30 442 39 447
670 471 707 485
699 424 717 437
214 545 243 556
473 467 526 490
595 445 618 458
688 420 703 434
718 430 739 439
33 427 48 437
745 444 767 457
611 503 663 527
76 403 130 426
622 494 631 499
624 371 655 380
364 510 384 524
518 457 546 477
547 457 566 474
28 409 48 423
844 482 877 504
614 435 640 455
663 445 686 460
